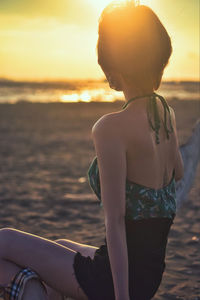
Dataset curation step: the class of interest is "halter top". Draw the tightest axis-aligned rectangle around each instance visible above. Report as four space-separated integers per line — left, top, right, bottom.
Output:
87 92 176 221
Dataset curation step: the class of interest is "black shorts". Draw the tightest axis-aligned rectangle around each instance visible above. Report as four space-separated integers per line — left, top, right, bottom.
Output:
73 217 174 300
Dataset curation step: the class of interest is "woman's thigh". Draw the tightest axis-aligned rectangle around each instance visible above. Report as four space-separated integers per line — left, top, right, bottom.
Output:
55 239 98 259
44 239 98 299
0 228 89 300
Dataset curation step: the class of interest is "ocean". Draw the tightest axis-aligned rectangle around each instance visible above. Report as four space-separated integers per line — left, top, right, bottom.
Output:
0 79 199 104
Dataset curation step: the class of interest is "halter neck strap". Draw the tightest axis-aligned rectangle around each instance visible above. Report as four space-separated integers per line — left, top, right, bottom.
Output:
122 92 154 109
122 92 174 144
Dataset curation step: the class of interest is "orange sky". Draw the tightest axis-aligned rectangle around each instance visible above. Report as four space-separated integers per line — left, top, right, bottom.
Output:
0 0 199 81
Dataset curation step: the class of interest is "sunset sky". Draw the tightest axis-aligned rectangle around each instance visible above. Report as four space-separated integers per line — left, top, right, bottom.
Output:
0 0 199 81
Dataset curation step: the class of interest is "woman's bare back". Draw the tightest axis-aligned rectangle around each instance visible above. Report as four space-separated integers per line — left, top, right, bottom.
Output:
106 97 180 190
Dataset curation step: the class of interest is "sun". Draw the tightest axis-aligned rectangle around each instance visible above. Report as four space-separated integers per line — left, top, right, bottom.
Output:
140 0 152 6
86 0 118 14
86 0 134 15
86 0 151 15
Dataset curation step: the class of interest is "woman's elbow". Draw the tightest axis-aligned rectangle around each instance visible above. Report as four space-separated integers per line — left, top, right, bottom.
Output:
174 161 184 181
174 149 184 182
175 171 184 182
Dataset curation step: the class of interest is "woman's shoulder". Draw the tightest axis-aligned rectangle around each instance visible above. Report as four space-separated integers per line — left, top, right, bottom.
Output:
92 111 123 136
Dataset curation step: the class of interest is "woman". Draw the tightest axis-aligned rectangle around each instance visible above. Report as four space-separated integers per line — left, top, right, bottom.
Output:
0 1 184 300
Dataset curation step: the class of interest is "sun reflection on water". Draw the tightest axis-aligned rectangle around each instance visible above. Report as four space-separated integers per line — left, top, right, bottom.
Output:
60 91 91 103
79 91 91 102
60 93 79 102
60 88 122 103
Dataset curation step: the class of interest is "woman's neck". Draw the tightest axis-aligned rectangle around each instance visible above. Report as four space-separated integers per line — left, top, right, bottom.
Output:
122 86 154 104
120 76 154 104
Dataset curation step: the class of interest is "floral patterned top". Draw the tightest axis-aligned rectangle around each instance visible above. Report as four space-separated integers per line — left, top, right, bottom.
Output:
87 156 176 221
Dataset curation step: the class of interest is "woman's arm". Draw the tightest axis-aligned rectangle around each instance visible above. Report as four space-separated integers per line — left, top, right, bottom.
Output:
105 218 129 300
170 107 184 181
92 114 130 300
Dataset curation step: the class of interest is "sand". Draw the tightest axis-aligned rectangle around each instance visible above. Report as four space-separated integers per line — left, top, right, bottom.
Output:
0 99 199 299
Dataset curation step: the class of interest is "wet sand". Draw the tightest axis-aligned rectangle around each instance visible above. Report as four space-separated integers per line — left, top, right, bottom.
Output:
0 99 199 299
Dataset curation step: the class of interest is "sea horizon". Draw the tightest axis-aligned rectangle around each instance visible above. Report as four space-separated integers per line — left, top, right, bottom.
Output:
0 77 199 104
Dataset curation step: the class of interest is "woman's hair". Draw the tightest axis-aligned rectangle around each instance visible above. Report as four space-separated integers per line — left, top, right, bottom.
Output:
97 0 172 90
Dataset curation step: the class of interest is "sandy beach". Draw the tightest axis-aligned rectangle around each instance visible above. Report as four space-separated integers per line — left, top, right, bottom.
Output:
0 98 199 299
